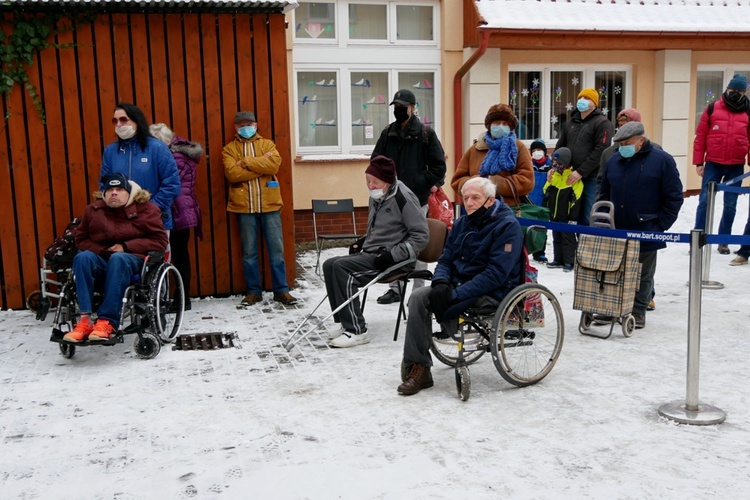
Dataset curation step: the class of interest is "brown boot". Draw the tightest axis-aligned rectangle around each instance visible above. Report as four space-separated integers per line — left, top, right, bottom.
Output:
397 363 433 396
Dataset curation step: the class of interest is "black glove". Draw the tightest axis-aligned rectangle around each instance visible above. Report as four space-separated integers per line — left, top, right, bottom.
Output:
373 250 396 271
349 237 366 255
428 282 453 323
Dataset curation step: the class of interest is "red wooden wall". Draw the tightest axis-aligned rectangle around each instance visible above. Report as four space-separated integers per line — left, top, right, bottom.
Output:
0 12 295 310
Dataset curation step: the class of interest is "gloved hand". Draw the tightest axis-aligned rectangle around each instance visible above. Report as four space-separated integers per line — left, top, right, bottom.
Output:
349 237 366 255
373 250 396 271
428 282 453 323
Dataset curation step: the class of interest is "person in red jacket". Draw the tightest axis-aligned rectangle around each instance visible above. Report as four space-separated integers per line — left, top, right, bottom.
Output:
63 173 168 343
693 74 750 254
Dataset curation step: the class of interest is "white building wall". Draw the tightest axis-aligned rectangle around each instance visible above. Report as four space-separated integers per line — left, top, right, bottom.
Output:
657 50 692 184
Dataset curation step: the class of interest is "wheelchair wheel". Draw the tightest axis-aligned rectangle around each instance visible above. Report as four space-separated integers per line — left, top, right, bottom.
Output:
430 322 487 368
59 343 76 359
134 332 161 359
148 263 184 344
490 283 564 387
26 290 43 313
455 366 471 402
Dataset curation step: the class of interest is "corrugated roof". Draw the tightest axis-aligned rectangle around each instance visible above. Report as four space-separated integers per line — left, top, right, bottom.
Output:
1 0 299 14
475 0 750 33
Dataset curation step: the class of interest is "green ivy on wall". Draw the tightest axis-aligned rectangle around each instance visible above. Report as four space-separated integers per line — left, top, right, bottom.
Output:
0 11 94 125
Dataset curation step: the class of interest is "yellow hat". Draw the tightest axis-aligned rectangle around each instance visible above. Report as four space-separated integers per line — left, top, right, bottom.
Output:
578 88 599 108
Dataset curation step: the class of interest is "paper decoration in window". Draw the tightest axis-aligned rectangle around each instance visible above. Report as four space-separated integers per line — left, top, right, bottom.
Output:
706 90 717 105
509 89 517 105
555 86 562 103
565 102 573 111
550 115 558 124
353 79 371 87
615 86 622 95
598 86 608 104
310 118 336 128
300 95 318 105
413 80 432 89
311 79 336 87
571 76 579 86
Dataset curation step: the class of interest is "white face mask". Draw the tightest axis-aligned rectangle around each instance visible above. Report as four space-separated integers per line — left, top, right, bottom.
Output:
531 150 545 161
116 125 136 140
368 188 385 201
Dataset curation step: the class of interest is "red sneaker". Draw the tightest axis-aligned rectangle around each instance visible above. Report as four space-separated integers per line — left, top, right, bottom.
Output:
62 318 93 343
88 319 116 341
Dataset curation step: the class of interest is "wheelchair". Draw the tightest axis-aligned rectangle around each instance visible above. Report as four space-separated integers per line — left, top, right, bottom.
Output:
427 280 564 402
49 251 185 360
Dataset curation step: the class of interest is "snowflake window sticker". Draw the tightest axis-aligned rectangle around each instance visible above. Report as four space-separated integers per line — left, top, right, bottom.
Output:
614 86 622 95
521 88 529 97
565 102 573 112
571 76 579 86
550 115 558 125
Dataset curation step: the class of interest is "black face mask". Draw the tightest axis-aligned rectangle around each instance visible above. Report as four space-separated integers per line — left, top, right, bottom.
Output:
393 106 409 124
467 199 490 221
724 91 749 111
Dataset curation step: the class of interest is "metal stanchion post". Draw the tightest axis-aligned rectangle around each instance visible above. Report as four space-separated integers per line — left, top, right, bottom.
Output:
660 229 725 425
701 181 724 289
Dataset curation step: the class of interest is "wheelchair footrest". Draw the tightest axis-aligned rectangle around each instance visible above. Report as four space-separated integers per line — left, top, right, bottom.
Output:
50 328 124 346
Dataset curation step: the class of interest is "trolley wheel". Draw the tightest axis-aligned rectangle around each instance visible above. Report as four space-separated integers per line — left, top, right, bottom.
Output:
578 312 593 333
148 263 185 344
491 283 565 387
430 326 487 368
59 343 76 359
622 315 635 338
26 290 43 314
134 332 161 359
455 366 471 402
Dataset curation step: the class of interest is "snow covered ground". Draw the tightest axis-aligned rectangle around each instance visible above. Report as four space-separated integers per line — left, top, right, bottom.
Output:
1 195 750 499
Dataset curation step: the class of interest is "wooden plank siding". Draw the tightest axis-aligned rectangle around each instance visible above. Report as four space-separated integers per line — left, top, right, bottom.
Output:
0 12 295 310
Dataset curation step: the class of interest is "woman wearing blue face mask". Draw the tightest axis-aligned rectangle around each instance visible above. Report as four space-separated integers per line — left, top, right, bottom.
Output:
451 104 534 207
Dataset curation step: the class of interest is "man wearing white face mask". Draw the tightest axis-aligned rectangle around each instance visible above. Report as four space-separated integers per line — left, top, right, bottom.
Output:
100 102 180 231
322 155 428 348
555 88 614 226
597 121 683 329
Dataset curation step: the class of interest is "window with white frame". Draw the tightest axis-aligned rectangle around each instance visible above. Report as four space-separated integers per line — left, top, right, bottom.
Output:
508 66 630 142
695 67 750 127
293 0 440 156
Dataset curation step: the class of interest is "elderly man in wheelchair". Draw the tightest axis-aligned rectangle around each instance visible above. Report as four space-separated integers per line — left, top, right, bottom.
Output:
398 177 564 400
51 173 183 359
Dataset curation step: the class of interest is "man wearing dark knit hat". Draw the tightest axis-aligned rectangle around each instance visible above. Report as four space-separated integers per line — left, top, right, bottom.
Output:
693 74 750 257
371 89 446 305
322 155 428 348
555 87 614 226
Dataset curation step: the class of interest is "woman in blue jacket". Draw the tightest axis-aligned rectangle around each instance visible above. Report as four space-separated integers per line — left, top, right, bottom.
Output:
100 103 180 230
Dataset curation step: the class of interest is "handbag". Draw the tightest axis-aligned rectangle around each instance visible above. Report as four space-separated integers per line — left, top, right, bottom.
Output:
427 187 454 230
504 177 550 254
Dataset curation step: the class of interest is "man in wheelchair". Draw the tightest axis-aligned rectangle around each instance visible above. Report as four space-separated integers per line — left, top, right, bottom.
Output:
398 177 524 395
323 155 428 348
62 173 168 342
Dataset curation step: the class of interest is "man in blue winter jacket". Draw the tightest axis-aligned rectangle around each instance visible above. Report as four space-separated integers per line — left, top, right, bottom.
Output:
100 103 180 230
398 177 524 395
598 121 683 329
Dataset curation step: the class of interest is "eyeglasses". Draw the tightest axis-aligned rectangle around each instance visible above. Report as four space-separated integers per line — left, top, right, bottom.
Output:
112 116 131 125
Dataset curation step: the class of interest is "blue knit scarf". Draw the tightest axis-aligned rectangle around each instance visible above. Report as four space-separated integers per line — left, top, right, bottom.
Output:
479 132 518 176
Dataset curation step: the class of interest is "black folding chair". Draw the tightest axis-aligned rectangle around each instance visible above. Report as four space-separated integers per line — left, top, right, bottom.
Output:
312 199 359 274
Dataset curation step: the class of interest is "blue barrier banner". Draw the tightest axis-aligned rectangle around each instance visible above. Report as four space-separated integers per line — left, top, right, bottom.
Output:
516 218 750 246
717 185 749 195
718 170 750 187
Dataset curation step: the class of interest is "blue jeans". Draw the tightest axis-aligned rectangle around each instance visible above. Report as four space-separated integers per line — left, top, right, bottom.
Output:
694 162 744 234
237 211 289 294
578 176 597 226
73 250 143 328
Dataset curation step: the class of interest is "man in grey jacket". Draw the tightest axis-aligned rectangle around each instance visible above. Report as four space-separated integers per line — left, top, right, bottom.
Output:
323 155 429 348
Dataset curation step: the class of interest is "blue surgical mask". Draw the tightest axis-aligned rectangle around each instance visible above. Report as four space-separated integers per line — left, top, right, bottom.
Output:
576 98 590 112
619 144 636 158
238 125 256 139
490 124 511 139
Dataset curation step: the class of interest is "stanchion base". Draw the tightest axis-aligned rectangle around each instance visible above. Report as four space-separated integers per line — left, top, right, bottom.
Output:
658 401 726 425
686 280 725 290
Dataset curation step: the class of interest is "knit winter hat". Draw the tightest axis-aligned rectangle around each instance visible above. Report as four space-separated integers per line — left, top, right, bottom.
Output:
484 104 518 131
551 147 572 168
366 155 397 184
234 111 256 123
727 74 748 92
529 138 547 155
101 173 132 194
578 88 600 107
617 108 642 123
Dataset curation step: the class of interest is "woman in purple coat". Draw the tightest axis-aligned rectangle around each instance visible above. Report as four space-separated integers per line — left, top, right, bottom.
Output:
150 123 204 310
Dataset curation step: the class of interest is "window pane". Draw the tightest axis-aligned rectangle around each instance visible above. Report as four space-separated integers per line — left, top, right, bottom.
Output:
550 71 583 140
349 4 387 40
396 5 433 41
595 71 626 123
398 72 435 128
508 71 542 140
295 2 335 40
297 71 338 147
351 72 389 146
695 71 723 126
